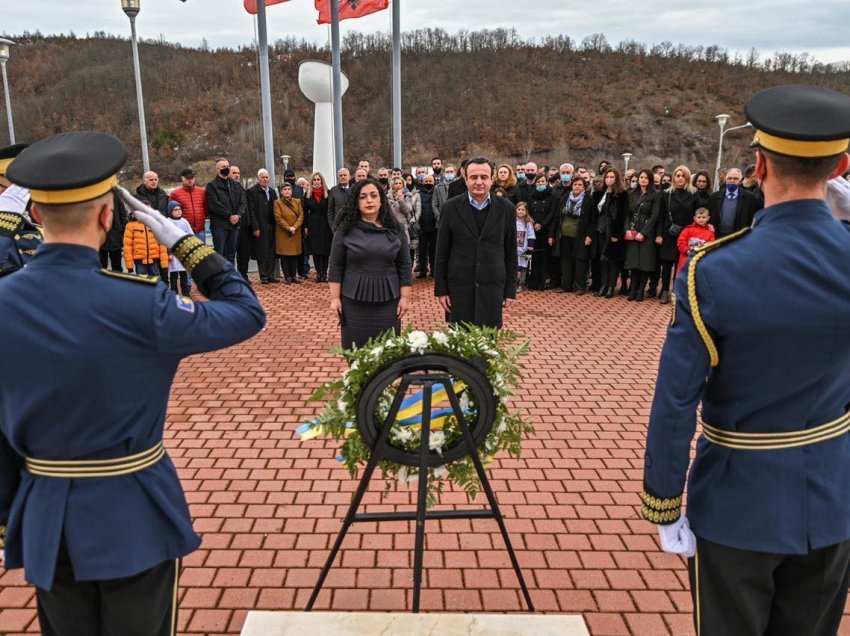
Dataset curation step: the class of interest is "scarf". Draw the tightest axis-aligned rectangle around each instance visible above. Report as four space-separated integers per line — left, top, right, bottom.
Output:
312 186 324 203
565 191 585 218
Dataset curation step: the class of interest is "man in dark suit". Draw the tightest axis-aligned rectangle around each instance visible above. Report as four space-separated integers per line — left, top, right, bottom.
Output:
707 167 763 238
328 167 352 231
434 157 517 328
247 168 279 283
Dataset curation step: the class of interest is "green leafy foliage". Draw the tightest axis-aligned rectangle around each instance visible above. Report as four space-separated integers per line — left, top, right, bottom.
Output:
306 325 532 506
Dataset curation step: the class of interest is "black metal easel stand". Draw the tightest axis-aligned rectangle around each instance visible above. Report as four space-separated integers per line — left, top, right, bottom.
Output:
305 372 535 612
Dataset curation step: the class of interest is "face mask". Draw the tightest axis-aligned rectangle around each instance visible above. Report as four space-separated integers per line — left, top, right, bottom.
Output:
661 182 671 190
630 182 638 190
726 182 740 192
432 166 442 175
517 172 526 181
444 173 455 182
536 185 547 192
219 167 230 177
561 174 572 184
378 177 389 185
421 184 434 192
417 173 425 182
525 173 536 183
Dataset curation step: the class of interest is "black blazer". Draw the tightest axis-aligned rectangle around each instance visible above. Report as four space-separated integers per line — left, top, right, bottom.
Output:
434 194 517 328
708 189 763 238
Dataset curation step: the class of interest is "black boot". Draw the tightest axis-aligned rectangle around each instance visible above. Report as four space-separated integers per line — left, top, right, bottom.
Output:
635 290 645 302
604 287 615 299
627 285 638 301
595 286 608 297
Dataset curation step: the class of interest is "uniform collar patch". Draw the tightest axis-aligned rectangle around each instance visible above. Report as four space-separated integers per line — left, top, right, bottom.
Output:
175 295 195 313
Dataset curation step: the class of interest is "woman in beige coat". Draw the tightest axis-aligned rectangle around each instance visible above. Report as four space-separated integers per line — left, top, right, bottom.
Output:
274 182 304 284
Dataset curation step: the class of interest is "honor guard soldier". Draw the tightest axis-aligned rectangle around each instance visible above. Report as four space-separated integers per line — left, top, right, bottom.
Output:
0 132 266 635
642 85 850 636
0 142 43 276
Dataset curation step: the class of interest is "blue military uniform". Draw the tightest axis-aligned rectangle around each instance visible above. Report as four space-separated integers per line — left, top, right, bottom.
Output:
642 84 850 636
0 211 43 276
0 241 265 589
0 131 266 636
642 200 850 552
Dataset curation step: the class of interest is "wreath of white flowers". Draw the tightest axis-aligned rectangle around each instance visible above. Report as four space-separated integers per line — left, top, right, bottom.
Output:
302 324 533 505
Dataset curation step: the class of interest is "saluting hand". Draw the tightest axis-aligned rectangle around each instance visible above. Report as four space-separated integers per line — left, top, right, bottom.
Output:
116 187 188 250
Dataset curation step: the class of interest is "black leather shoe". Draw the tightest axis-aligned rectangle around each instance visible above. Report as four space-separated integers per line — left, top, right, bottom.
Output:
646 288 657 298
635 291 644 302
268 278 280 283
604 287 615 298
260 278 269 284
595 286 608 297
660 291 670 304
618 285 629 296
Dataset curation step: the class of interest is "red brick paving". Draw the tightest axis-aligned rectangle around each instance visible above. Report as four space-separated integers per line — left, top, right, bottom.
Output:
4 273 850 636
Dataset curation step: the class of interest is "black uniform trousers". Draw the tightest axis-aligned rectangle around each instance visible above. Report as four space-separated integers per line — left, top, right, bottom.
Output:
689 537 850 636
37 541 180 636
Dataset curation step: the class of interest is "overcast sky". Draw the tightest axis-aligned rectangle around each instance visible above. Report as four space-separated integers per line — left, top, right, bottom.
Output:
4 0 850 64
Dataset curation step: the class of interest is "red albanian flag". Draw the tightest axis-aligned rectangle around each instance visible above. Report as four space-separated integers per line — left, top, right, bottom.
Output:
315 0 389 24
243 0 291 15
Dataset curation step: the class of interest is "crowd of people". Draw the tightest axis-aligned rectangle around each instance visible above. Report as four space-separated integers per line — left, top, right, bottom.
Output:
101 153 789 307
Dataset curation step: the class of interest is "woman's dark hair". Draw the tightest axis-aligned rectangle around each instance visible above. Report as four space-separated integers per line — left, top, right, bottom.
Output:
637 169 656 193
603 167 625 194
337 178 399 234
692 170 712 191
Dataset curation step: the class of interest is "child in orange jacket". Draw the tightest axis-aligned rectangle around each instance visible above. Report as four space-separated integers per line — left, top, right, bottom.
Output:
123 214 168 276
677 207 715 273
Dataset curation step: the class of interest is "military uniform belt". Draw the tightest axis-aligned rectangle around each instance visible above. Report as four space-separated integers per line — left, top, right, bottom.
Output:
703 411 850 450
25 442 165 477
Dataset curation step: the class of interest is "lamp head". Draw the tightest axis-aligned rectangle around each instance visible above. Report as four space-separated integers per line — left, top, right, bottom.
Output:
716 114 730 128
281 155 291 169
0 39 16 64
121 0 141 19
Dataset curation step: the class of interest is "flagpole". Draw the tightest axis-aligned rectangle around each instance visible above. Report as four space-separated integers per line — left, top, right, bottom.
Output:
391 0 401 168
330 0 344 176
256 0 277 186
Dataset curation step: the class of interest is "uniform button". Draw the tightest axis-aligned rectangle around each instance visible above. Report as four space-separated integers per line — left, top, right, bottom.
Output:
14 234 20 240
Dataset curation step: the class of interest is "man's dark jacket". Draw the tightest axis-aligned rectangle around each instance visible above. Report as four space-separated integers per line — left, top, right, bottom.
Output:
134 184 168 216
328 183 351 230
246 183 278 261
707 188 763 238
205 176 248 231
434 194 517 328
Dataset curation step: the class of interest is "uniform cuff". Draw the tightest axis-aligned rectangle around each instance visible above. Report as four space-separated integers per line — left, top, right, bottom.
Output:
640 485 682 524
171 235 227 287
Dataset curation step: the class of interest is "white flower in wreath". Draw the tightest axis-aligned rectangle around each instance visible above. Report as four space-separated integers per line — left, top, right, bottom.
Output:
407 330 430 354
429 430 446 452
433 465 448 479
337 397 347 413
431 331 449 346
459 392 471 413
350 360 360 371
370 346 384 359
391 425 414 443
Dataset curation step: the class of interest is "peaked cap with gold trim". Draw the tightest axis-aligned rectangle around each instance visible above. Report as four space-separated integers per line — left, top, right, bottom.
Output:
0 143 29 176
7 132 127 205
746 84 850 158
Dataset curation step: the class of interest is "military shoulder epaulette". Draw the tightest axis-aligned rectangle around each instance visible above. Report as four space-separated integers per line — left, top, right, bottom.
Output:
98 269 159 284
0 211 25 235
687 227 751 368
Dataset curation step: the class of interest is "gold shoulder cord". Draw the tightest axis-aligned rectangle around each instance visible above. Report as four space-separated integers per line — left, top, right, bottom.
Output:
687 228 750 368
99 269 159 284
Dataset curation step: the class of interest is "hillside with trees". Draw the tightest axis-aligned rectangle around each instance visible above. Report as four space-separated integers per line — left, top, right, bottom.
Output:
3 29 849 183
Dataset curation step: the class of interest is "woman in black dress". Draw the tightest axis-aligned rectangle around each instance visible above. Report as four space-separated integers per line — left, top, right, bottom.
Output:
656 165 697 303
328 178 412 349
624 169 660 302
588 168 629 298
304 172 333 282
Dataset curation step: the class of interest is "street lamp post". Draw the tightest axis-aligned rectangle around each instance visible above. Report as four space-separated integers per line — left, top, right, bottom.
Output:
0 39 16 144
122 0 150 174
713 116 754 191
622 152 633 173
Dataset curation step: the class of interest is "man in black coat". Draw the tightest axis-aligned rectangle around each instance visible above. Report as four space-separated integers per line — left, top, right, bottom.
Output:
135 171 170 281
434 157 517 328
134 171 169 215
707 168 763 238
328 167 352 231
205 158 247 266
231 165 259 280
247 168 279 283
447 159 468 199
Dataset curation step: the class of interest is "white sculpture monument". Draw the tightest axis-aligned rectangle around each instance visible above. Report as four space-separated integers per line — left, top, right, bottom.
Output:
298 60 349 187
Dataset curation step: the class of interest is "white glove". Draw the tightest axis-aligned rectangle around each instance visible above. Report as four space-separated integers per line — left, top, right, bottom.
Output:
826 176 850 221
116 186 189 250
658 516 696 557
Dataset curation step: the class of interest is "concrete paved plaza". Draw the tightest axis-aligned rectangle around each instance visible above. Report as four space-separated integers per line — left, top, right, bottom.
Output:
3 274 850 635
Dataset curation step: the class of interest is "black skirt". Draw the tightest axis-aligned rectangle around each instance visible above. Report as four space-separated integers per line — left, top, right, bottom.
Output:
340 297 400 349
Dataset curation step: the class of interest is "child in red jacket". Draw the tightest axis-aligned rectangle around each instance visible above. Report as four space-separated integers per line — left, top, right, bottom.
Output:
677 207 715 273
